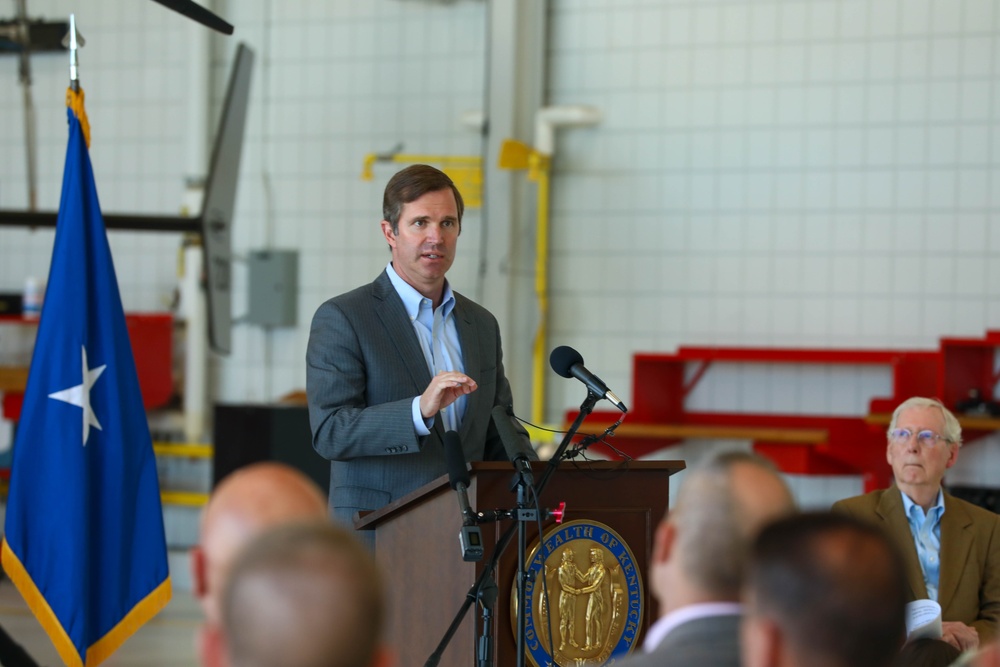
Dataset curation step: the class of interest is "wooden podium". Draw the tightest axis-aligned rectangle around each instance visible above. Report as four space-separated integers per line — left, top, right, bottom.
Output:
356 460 684 667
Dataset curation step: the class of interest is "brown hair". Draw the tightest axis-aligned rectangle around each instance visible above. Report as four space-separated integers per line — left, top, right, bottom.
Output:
747 512 907 667
382 164 464 233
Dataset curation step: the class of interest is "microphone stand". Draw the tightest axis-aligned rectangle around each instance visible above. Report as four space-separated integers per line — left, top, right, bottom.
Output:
424 390 601 667
477 573 498 667
517 389 602 667
533 390 601 507
513 458 533 667
512 390 601 667
424 518 514 667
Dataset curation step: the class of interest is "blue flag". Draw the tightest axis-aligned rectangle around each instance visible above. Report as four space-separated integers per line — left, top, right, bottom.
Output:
1 89 171 667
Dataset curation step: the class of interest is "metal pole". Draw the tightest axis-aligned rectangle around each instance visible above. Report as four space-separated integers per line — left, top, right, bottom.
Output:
16 0 37 210
68 13 80 91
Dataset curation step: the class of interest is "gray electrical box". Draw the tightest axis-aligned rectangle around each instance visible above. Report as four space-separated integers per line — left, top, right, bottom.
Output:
247 249 298 327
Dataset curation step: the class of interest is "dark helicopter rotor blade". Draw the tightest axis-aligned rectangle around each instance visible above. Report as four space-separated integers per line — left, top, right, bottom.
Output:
147 0 234 35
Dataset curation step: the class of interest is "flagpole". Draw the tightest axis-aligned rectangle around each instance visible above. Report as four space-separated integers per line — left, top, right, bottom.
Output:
68 13 79 91
2 15 171 665
65 16 90 149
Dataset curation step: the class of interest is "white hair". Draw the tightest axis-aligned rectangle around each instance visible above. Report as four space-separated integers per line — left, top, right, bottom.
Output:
888 397 962 447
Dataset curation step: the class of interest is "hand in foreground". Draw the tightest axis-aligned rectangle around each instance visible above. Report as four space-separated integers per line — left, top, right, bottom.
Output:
420 371 477 419
942 621 979 652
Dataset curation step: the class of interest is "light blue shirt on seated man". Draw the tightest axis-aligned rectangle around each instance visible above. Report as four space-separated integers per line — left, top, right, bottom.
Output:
385 261 467 434
901 487 944 602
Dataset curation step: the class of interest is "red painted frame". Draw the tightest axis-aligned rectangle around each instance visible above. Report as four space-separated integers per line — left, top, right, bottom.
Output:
566 332 1000 492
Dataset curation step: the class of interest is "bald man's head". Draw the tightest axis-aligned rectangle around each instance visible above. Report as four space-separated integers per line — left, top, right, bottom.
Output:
193 463 327 622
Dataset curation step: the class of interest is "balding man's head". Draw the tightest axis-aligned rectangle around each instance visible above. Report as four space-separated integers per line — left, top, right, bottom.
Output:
193 463 328 622
652 451 795 611
220 520 387 667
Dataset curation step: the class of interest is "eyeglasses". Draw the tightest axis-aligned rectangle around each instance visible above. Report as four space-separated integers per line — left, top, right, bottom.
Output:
888 428 951 447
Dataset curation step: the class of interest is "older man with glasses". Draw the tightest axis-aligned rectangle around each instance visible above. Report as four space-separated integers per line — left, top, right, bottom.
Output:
833 397 1000 652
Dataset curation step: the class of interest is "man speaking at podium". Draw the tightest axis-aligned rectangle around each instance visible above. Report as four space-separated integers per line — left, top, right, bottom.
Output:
306 165 535 548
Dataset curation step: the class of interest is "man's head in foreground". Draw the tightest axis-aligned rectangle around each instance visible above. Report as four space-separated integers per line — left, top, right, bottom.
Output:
192 462 328 623
742 512 907 667
213 520 389 667
651 451 796 614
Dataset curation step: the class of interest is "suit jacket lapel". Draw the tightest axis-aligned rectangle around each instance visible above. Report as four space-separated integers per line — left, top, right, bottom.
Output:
938 492 974 613
878 488 929 600
372 271 433 397
453 295 481 444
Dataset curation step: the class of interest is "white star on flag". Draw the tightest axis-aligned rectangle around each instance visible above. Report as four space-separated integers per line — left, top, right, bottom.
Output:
48 345 107 446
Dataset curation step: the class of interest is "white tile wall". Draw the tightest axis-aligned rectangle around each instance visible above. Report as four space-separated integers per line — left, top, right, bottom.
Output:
539 0 1000 496
545 0 1000 435
0 0 487 408
2 1 999 499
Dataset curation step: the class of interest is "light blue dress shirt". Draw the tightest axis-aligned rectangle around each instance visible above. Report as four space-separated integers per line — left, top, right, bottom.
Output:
900 487 945 601
385 263 467 435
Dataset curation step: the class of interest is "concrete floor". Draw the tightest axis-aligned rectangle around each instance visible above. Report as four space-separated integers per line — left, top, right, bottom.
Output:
0 579 200 666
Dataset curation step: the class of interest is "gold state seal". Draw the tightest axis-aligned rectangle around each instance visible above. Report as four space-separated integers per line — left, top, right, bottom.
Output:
512 520 643 666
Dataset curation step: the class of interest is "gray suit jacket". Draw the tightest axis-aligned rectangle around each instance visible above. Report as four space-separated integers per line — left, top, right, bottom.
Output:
306 270 534 542
833 487 1000 642
618 614 741 667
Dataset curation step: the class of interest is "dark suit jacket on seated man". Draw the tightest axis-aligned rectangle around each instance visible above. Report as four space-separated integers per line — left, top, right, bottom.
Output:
833 396 1000 651
306 165 535 545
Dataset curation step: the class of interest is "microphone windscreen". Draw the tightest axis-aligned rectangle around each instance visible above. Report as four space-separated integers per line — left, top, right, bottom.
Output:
443 430 470 490
549 345 584 379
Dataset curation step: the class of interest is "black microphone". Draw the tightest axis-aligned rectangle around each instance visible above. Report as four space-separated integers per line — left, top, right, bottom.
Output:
444 430 475 525
491 405 534 484
549 345 627 412
443 430 483 561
